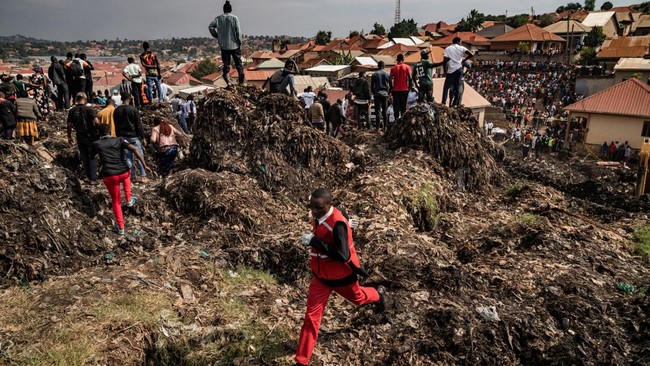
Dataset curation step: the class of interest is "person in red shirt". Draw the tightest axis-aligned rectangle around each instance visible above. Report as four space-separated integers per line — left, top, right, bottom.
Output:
294 188 386 366
389 53 412 120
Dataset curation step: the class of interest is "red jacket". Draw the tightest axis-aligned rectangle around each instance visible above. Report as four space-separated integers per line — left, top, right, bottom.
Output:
310 208 361 283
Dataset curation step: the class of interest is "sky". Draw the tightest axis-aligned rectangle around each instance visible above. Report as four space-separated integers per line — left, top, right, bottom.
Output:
0 0 620 42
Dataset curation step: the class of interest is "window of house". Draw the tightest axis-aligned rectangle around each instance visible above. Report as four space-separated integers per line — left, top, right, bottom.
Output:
642 121 650 137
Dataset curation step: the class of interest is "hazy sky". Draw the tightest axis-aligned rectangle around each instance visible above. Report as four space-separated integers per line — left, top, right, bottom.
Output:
1 0 620 41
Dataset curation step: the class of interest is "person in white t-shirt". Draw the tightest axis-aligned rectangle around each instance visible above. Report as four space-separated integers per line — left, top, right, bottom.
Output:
122 57 143 108
298 86 316 110
441 37 473 107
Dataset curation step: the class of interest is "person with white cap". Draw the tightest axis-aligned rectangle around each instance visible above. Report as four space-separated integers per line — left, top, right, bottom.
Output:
111 90 122 106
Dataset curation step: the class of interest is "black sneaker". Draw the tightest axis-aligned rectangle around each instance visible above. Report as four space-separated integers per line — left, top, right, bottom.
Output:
376 286 387 312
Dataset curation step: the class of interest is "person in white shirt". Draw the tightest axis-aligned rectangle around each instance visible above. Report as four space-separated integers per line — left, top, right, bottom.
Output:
387 102 395 124
298 86 316 110
111 90 122 106
122 57 143 108
159 80 174 102
441 37 473 107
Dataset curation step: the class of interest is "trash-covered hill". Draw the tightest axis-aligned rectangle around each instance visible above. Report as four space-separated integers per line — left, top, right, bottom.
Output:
0 87 648 366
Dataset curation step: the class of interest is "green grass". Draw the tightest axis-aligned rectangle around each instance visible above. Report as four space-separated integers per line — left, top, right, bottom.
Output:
517 213 540 227
404 183 440 231
505 182 528 198
632 225 650 256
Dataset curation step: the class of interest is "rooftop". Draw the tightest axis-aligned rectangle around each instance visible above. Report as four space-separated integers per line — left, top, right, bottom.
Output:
431 32 491 46
597 36 650 58
564 78 650 118
305 65 350 72
490 23 566 43
613 57 650 71
581 11 616 27
543 19 592 34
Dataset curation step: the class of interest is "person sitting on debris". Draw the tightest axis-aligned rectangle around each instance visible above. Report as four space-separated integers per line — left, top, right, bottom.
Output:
15 95 42 145
0 92 16 139
150 117 185 178
294 188 386 366
92 123 151 235
114 94 149 184
97 98 116 137
308 97 325 131
267 59 299 96
67 92 99 182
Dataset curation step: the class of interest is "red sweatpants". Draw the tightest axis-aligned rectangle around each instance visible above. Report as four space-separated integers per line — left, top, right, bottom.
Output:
295 277 379 365
102 171 132 230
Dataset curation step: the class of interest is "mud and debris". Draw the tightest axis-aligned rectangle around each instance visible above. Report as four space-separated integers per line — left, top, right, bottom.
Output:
0 90 648 365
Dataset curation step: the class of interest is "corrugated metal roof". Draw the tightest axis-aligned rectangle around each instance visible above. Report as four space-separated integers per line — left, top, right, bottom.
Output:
432 32 491 46
581 11 615 27
306 65 350 72
597 36 650 58
564 78 650 118
544 20 592 34
242 70 276 81
490 24 566 42
294 76 330 93
256 58 285 69
353 57 378 67
613 57 650 71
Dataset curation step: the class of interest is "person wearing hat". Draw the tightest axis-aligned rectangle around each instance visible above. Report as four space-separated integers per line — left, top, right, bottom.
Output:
209 1 245 86
29 65 50 120
111 90 122 106
412 49 443 104
49 56 69 109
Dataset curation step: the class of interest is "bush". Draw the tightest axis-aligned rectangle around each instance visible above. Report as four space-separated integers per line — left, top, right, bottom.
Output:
632 226 650 255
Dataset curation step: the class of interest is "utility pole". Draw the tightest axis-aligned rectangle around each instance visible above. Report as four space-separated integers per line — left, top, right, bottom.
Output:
395 0 401 25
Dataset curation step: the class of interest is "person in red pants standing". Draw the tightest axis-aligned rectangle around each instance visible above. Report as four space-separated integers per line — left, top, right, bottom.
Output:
91 124 151 235
295 188 387 366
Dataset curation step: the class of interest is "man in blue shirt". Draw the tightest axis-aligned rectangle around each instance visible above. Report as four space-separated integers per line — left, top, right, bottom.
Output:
209 1 245 86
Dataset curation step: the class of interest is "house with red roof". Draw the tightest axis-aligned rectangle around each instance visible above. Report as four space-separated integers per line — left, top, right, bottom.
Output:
431 32 491 52
489 24 566 52
564 78 650 148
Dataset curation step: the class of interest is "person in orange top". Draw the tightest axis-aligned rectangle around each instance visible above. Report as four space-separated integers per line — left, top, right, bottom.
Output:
97 98 116 137
294 188 386 366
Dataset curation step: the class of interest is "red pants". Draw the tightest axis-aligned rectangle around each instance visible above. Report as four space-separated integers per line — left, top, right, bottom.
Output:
102 171 132 230
296 277 379 365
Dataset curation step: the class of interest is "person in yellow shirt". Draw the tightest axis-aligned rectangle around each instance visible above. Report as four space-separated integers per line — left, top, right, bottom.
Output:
97 98 116 136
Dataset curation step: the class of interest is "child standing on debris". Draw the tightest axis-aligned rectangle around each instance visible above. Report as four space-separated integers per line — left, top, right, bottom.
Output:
294 188 386 366
92 124 151 235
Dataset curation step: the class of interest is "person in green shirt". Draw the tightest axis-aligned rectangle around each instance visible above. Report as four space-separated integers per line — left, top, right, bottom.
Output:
412 49 443 103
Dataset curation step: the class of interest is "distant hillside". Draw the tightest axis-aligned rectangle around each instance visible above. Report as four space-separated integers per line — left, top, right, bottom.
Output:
0 35 48 43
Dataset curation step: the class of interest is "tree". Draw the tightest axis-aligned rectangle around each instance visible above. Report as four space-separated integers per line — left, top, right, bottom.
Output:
349 30 360 38
389 19 419 38
371 23 386 35
538 14 556 27
191 58 219 80
584 0 596 11
315 30 332 45
518 42 531 53
583 26 606 47
600 1 613 10
456 9 486 33
556 2 583 13
506 14 531 28
578 46 598 65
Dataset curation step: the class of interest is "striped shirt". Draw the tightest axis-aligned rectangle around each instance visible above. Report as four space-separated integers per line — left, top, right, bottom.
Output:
208 13 242 51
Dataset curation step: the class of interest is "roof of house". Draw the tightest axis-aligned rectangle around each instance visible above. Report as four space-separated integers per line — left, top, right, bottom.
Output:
381 43 421 52
543 19 592 34
277 50 302 59
556 10 590 22
476 24 514 39
403 46 445 64
256 58 286 69
635 14 650 29
294 76 330 93
490 23 566 42
242 70 277 81
305 65 350 72
564 78 650 118
431 78 490 109
431 32 491 46
371 55 397 66
378 37 424 49
166 72 201 86
597 36 650 58
352 56 378 67
581 11 615 27
201 72 222 83
361 38 389 50
423 22 449 33
613 57 650 71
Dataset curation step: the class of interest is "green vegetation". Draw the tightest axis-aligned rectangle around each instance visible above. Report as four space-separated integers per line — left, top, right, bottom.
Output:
190 58 219 80
507 14 531 28
584 0 596 11
456 9 485 33
389 19 419 38
578 47 598 65
315 30 332 45
556 2 584 13
371 23 386 35
517 213 540 227
403 183 440 231
632 225 650 256
505 182 528 198
600 1 613 10
584 26 606 48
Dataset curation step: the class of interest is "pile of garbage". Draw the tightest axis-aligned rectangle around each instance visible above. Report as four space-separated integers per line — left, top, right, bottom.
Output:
385 104 505 191
190 88 360 197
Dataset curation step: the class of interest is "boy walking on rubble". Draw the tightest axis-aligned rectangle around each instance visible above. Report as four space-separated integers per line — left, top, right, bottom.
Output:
294 188 386 366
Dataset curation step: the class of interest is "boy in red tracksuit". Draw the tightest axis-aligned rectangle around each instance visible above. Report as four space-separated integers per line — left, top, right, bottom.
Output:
295 188 386 366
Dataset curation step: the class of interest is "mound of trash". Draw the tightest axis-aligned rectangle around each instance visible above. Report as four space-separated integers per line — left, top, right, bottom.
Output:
190 88 360 197
385 104 505 191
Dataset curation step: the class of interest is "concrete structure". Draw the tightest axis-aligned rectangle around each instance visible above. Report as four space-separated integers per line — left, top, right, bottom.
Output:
305 65 352 82
634 14 650 36
490 24 566 52
476 24 513 39
581 11 619 38
544 20 592 52
613 58 650 84
564 78 650 149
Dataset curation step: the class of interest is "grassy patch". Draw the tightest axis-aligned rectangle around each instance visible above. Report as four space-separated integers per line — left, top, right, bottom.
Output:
505 182 528 198
517 213 540 227
632 225 650 256
403 183 440 231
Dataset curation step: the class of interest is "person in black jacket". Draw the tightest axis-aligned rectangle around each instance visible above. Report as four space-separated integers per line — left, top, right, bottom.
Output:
114 94 150 183
352 71 371 128
67 92 99 182
48 56 69 110
0 92 16 139
92 123 151 235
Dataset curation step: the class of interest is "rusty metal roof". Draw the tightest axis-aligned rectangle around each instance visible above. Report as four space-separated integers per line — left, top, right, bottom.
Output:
597 36 650 59
564 78 650 118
